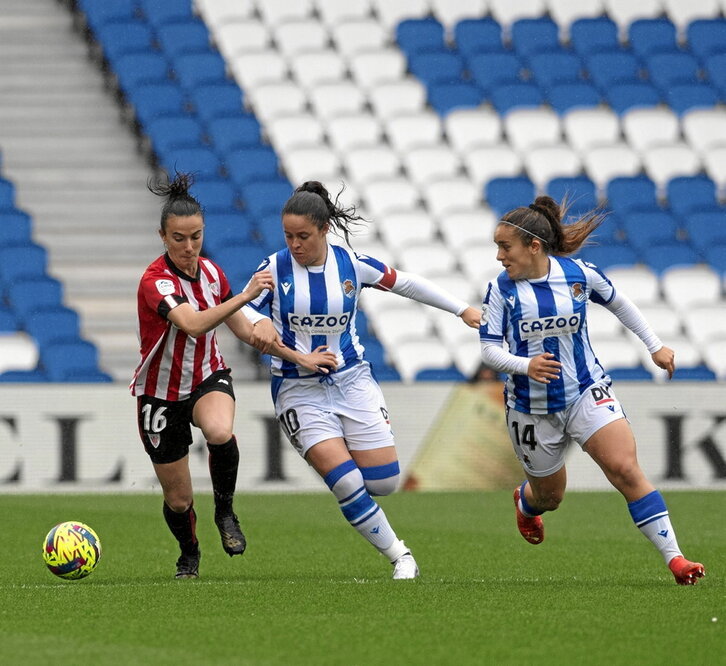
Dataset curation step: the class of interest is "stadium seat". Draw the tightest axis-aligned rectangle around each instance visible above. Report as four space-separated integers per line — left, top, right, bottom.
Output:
374 0 432 33
386 111 443 154
0 307 18 333
661 265 723 312
326 113 382 154
445 108 502 154
0 244 48 284
578 243 638 270
228 51 287 90
454 18 504 58
138 0 194 27
464 145 523 189
171 50 227 91
547 176 598 216
682 108 726 155
703 242 726 274
40 340 102 382
605 176 659 216
702 338 726 379
395 17 446 56
682 303 726 345
488 0 547 29
161 147 221 180
439 209 497 252
331 19 387 59
627 18 678 60
0 179 15 208
378 208 437 253
527 49 584 91
682 210 726 253
548 0 606 34
592 339 652 379
645 51 700 96
569 17 619 57
24 306 81 347
663 0 722 34
224 146 279 188
289 51 347 91
156 20 211 58
621 210 680 251
605 265 661 306
0 333 39 374
361 178 420 217
562 107 619 153
686 18 726 60
211 243 269 290
586 50 642 92
666 176 719 218
267 113 326 154
202 212 254 254
422 177 481 218
510 17 560 59
605 0 663 36
403 146 461 186
316 0 371 28
636 304 684 338
605 81 661 115
7 277 64 323
189 82 244 122
666 83 720 116
641 143 701 189
468 52 523 93
585 302 627 339
79 0 137 35
0 210 32 245
97 20 154 66
128 82 186 128
504 107 561 152
248 82 307 123
458 241 504 284
639 242 702 273
238 178 292 218
703 146 726 189
548 81 601 114
429 81 486 116
349 49 407 91
397 241 458 277
282 146 340 186
212 19 270 61
524 145 582 189
369 304 433 349
490 82 544 114
272 19 329 58
0 369 49 383
146 115 204 160
485 177 536 216
207 116 262 155
189 179 238 212
582 144 642 191
621 107 679 153
388 336 457 382
369 80 427 120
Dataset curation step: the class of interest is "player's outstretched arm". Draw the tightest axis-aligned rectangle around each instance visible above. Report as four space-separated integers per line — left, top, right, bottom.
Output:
651 346 675 379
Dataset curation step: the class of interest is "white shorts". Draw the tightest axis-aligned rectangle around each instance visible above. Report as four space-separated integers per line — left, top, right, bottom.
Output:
273 362 394 458
506 381 627 477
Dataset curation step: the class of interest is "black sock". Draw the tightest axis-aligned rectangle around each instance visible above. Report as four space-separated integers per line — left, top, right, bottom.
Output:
207 436 239 516
163 501 198 554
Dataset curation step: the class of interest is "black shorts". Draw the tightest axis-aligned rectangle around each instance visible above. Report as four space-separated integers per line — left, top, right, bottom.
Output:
137 369 235 464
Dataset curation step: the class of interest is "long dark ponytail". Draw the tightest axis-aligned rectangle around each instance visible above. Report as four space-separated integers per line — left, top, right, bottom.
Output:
147 172 202 231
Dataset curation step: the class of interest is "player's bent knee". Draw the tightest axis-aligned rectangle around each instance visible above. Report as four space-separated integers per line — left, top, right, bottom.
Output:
361 461 400 496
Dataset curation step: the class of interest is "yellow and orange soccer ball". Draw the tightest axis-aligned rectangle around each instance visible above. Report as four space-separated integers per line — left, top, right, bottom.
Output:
42 521 102 580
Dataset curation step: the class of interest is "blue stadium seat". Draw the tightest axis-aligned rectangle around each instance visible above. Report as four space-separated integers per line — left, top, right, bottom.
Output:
606 81 661 114
162 146 221 179
606 176 659 215
395 17 446 56
40 340 102 382
79 0 137 35
703 53 726 97
621 210 679 251
156 20 210 57
0 210 32 244
607 367 653 381
97 20 154 65
548 81 601 114
667 176 718 217
683 210 726 252
454 18 504 57
628 19 678 60
7 277 64 322
24 306 81 347
578 243 638 269
0 306 19 332
207 116 262 155
703 242 726 274
586 50 642 92
640 242 701 273
138 0 194 28
146 115 204 159
128 81 186 127
211 243 269 291
226 147 280 187
527 49 583 91
189 82 244 122
569 17 619 58
666 83 720 116
428 81 485 115
253 212 286 249
0 243 48 284
62 369 114 383
190 178 238 212
371 363 401 382
239 178 292 218
672 366 717 381
547 176 598 217
416 366 466 381
0 369 49 383
409 50 465 87
113 52 169 95
203 212 255 254
490 82 544 114
0 178 16 207
686 19 726 61
645 51 700 94
510 18 560 59
485 177 536 216
468 52 523 93
172 50 227 90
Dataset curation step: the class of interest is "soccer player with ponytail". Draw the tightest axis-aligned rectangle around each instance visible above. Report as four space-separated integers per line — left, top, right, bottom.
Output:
479 196 704 585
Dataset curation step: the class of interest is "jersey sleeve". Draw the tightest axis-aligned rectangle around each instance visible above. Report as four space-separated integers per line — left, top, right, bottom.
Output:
139 268 187 319
579 260 616 305
355 253 398 290
479 280 507 342
244 256 274 314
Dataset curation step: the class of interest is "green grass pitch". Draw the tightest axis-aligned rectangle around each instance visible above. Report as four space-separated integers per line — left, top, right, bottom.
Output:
0 490 721 665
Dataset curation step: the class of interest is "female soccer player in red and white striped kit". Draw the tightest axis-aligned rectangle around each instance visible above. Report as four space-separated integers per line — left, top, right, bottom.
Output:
131 173 335 579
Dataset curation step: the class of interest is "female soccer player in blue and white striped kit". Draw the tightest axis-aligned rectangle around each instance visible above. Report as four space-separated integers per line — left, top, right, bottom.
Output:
479 195 704 585
245 181 480 579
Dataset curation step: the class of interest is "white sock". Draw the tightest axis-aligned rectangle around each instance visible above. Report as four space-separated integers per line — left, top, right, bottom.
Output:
627 490 683 564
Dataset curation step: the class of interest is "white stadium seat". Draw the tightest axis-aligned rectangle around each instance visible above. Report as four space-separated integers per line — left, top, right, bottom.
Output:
389 337 455 382
362 178 421 217
682 108 726 155
661 0 720 32
524 144 582 189
445 108 502 155
702 338 726 379
308 81 367 120
488 0 547 28
403 145 461 186
272 19 330 58
229 51 287 90
591 338 647 372
316 0 373 27
584 303 626 340
562 108 620 155
422 177 482 217
703 146 726 190
282 146 341 185
505 107 562 153
213 19 270 61
397 241 458 277
605 266 661 306
344 146 402 187
370 305 433 348
430 0 488 30
622 107 680 154
459 241 504 285
0 333 39 374
288 50 347 90
547 0 605 36
327 113 384 154
247 81 307 122
464 144 523 188
386 111 444 154
641 143 701 190
632 334 705 377
254 0 314 26
265 113 325 153
370 0 431 32
439 208 497 251
195 0 255 31
582 143 642 191
349 49 407 91
682 304 726 345
369 79 428 120
636 304 684 338
377 208 437 252
604 0 663 37
660 265 723 312
451 336 484 378
330 19 388 58
428 271 481 307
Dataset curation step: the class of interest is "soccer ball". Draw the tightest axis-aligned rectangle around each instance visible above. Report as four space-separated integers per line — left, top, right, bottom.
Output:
42 521 102 580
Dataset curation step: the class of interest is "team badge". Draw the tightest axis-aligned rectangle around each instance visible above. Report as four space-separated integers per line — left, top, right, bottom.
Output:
480 304 489 325
209 281 220 296
155 279 175 296
570 282 586 302
342 279 355 297
148 434 161 448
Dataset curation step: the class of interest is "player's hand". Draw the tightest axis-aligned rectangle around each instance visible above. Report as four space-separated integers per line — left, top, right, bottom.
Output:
459 306 481 328
527 353 562 384
250 318 280 354
243 270 275 300
299 345 338 374
651 345 675 380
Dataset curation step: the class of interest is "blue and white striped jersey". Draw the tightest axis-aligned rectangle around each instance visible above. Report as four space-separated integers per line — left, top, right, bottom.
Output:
244 243 397 378
479 256 616 414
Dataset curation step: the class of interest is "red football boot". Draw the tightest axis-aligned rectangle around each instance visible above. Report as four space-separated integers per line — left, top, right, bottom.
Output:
513 486 544 545
668 556 705 585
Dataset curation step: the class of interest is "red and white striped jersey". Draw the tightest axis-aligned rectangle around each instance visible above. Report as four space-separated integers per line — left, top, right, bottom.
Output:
130 253 232 400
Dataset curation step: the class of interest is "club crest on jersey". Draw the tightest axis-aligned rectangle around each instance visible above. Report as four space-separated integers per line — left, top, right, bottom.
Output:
342 279 355 297
480 304 489 325
518 312 582 340
155 279 175 296
570 282 586 302
148 434 161 448
209 281 220 296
